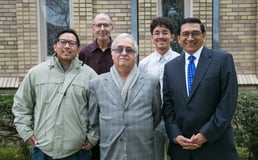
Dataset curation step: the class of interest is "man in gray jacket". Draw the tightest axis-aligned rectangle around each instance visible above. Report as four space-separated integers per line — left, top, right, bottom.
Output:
12 29 98 160
88 33 162 160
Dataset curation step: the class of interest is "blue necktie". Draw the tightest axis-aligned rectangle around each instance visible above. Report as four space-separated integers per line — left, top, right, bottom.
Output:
188 55 196 94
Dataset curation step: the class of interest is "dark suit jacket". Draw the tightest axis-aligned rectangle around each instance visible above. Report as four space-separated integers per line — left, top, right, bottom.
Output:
163 47 238 160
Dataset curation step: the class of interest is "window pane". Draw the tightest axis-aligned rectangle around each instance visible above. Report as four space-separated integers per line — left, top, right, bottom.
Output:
46 0 70 56
162 0 184 53
39 0 70 59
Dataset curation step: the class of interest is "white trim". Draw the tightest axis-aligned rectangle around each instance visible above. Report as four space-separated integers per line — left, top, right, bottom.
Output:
184 0 193 17
37 0 72 62
157 0 193 18
157 1 162 16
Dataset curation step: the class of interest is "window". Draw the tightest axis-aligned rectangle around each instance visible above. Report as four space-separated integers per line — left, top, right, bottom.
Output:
158 0 193 53
38 0 71 61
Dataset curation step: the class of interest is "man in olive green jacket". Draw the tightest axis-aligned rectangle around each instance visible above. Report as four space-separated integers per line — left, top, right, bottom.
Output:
12 29 99 159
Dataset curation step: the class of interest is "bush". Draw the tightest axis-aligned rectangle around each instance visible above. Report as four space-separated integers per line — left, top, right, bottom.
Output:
0 94 30 160
0 146 27 160
1 92 258 160
233 92 258 160
0 94 19 146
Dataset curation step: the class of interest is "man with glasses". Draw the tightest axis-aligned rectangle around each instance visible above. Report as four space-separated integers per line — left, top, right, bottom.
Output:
139 17 180 160
79 13 114 75
12 29 98 160
88 33 162 160
163 17 238 160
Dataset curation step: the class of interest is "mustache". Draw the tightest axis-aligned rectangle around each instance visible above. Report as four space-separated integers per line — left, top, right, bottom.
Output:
119 56 129 60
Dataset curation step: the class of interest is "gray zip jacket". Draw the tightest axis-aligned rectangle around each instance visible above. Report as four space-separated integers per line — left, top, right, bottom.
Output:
12 55 98 159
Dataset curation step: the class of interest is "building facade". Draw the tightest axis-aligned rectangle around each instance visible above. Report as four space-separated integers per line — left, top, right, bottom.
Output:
0 0 258 92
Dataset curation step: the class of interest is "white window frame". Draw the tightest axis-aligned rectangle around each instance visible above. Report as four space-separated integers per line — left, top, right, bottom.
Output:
37 0 72 62
157 0 193 17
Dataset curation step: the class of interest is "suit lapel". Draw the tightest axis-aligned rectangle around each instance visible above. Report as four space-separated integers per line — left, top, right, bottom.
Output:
103 74 124 105
125 75 144 108
188 47 212 99
175 54 188 102
103 73 145 108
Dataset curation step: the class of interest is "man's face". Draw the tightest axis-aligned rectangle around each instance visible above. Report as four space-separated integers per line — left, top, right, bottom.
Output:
178 23 206 54
93 15 113 42
151 25 174 52
54 33 79 64
112 37 136 70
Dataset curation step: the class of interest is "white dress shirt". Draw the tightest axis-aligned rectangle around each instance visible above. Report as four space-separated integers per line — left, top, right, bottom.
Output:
139 48 180 97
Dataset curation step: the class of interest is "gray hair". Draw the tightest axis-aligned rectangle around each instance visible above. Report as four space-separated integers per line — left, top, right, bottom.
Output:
93 13 113 25
111 33 138 55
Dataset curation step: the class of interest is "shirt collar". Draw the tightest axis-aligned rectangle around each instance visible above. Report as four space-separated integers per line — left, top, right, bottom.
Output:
185 46 203 62
154 48 173 62
93 37 112 51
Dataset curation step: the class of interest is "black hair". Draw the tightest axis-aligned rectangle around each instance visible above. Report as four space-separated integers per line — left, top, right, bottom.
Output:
150 17 174 34
177 17 206 35
55 28 80 47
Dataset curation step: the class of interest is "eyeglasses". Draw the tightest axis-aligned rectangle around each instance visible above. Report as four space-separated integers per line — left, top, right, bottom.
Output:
181 31 202 38
94 23 111 29
57 39 78 48
112 46 136 54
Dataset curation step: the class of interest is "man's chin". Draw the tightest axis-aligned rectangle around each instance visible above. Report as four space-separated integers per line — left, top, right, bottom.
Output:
158 46 166 50
60 56 73 61
118 61 129 66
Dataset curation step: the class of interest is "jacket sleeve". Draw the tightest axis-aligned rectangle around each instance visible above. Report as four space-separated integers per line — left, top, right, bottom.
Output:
162 64 183 140
200 53 238 143
12 72 35 142
152 78 162 129
87 80 100 146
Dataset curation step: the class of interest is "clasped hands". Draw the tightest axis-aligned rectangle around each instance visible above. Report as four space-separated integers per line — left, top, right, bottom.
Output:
173 133 207 150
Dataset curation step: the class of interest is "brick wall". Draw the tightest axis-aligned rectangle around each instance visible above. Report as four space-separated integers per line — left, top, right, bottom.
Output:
0 1 18 77
138 0 157 61
16 1 38 77
73 0 157 61
194 0 258 73
193 0 213 49
0 1 38 80
193 0 258 91
220 0 257 75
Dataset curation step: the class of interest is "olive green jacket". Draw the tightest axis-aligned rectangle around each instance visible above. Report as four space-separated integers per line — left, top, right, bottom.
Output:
12 56 98 159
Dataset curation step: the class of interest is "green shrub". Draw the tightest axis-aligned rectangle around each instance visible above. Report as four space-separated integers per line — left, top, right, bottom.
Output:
1 92 258 159
0 146 27 160
0 94 30 160
233 92 258 160
0 94 19 147
237 147 250 160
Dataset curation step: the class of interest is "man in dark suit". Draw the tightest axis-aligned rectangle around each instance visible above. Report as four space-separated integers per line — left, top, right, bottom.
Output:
163 17 238 160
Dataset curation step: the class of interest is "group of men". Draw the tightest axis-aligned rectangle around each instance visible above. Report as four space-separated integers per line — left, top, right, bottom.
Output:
12 12 239 160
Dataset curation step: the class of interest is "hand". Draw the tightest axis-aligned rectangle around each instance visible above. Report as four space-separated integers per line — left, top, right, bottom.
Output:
190 133 207 148
173 135 199 150
82 140 93 150
27 136 38 147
